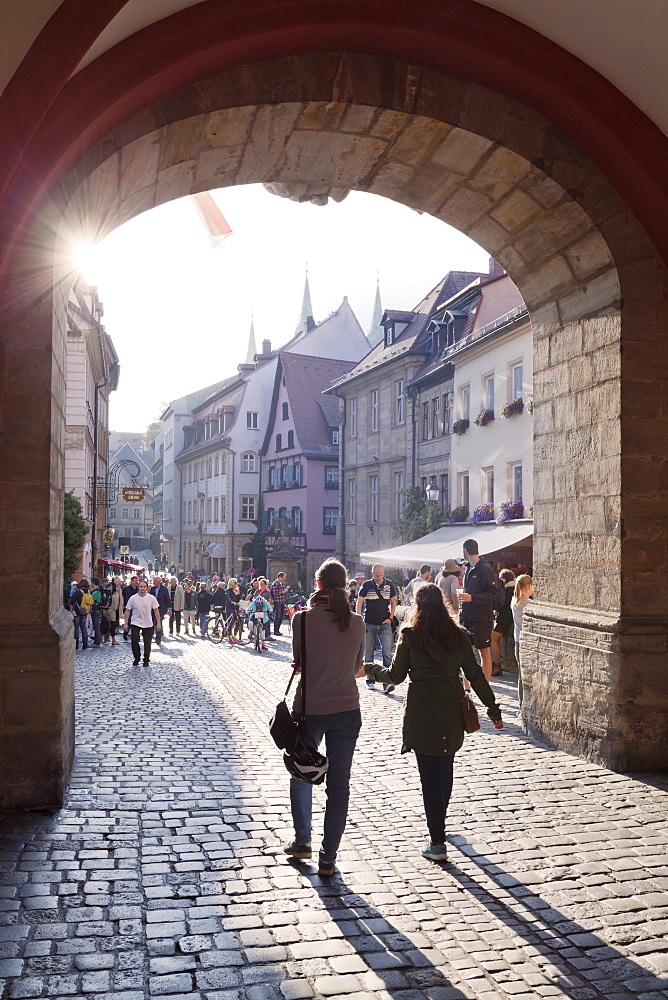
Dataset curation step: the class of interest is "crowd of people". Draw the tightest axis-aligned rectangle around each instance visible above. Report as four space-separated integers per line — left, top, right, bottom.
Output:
66 543 532 874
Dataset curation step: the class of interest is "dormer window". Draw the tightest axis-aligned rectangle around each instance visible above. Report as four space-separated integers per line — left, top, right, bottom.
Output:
384 322 394 348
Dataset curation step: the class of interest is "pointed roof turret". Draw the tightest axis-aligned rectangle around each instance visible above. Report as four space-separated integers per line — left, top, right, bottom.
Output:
245 315 257 363
367 273 384 347
294 265 314 338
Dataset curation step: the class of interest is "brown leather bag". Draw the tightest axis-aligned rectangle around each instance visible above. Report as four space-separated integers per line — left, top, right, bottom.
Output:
445 666 480 734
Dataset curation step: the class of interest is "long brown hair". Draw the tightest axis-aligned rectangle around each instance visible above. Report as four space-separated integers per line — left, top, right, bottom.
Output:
405 583 467 654
315 558 352 632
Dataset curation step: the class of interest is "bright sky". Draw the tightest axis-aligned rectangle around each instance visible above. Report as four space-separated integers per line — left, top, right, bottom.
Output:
75 184 489 432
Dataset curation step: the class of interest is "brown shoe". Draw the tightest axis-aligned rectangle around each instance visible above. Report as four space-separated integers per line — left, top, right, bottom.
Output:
491 663 503 676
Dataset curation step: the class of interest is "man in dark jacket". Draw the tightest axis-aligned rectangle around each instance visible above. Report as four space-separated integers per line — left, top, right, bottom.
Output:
150 576 171 644
459 538 501 682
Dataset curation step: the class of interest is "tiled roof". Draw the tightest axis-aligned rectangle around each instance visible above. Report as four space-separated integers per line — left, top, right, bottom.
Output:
328 270 488 389
279 352 353 458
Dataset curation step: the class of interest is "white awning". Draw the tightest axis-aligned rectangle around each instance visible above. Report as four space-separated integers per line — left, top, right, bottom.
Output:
360 520 533 571
211 543 226 557
204 543 216 555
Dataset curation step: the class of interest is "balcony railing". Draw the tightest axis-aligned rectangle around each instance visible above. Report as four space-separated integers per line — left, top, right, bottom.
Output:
324 481 340 490
265 480 302 491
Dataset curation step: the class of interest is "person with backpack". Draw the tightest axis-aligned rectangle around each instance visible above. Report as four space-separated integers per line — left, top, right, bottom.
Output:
104 576 125 645
459 539 502 682
70 580 91 650
89 577 106 647
248 589 272 650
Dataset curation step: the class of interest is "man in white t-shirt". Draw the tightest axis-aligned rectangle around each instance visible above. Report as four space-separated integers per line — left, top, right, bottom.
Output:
124 579 162 666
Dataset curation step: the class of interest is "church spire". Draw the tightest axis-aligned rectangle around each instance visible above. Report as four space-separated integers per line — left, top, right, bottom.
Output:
245 314 257 363
295 264 314 338
367 273 384 346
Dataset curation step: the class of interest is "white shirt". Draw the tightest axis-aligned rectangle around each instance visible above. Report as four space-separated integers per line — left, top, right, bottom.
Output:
126 593 159 629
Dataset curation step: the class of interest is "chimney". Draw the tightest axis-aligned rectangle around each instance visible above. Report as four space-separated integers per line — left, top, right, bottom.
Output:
262 338 271 355
488 257 505 278
306 315 315 332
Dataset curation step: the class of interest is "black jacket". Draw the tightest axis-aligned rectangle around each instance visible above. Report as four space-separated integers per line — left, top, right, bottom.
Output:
497 581 515 626
150 584 171 618
460 558 499 621
122 584 138 605
196 590 212 613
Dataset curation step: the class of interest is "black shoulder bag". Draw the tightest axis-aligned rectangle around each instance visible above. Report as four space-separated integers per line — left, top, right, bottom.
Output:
371 579 398 634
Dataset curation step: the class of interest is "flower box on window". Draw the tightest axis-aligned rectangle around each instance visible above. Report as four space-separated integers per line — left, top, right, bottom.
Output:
324 481 339 490
323 525 336 535
500 398 524 418
290 480 301 489
496 499 524 522
471 503 495 524
452 418 470 436
474 409 494 427
449 505 470 522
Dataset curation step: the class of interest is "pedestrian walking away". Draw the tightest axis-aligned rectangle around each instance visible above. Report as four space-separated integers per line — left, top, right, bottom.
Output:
182 581 197 634
356 563 397 693
150 576 170 644
270 572 288 635
458 538 502 682
70 580 90 650
284 558 366 876
366 583 503 861
124 579 162 665
491 568 516 675
196 582 212 636
434 558 462 613
512 574 534 706
168 576 185 635
88 577 105 647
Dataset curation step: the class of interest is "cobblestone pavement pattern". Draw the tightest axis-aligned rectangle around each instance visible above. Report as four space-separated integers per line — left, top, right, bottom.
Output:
1 632 667 1000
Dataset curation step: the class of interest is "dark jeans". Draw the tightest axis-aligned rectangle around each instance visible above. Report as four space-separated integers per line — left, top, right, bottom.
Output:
169 610 181 634
290 708 362 862
131 624 153 663
415 751 455 845
73 615 88 649
90 610 102 645
274 603 285 633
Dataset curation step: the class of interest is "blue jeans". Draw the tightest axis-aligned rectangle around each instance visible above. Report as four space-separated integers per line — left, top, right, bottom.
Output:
415 752 454 844
364 622 393 689
290 708 362 862
198 612 208 635
73 615 88 649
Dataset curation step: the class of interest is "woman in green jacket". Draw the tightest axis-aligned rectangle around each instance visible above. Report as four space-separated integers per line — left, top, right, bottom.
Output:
366 583 503 861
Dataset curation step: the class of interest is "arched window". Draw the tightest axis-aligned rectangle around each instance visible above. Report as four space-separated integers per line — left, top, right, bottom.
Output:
276 433 282 451
214 455 219 476
207 458 212 478
200 460 205 479
282 401 289 420
287 429 294 449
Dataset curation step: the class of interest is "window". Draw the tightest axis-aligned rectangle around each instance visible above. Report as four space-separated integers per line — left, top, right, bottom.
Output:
214 456 219 476
332 429 339 445
214 497 219 522
483 374 495 412
207 497 212 521
182 502 186 523
265 507 274 530
247 411 258 429
432 396 440 438
349 398 357 437
441 473 449 510
221 496 227 522
395 379 405 425
109 508 116 519
242 453 256 472
395 471 404 521
370 389 379 432
323 507 338 532
200 461 205 479
293 461 302 485
511 462 523 501
483 467 495 503
221 454 227 475
187 500 192 523
287 429 294 449
241 496 256 520
442 393 451 435
275 433 282 451
282 401 289 420
422 402 429 440
292 506 302 533
511 362 523 399
369 475 378 523
348 479 356 523
133 508 140 519
325 466 340 488
207 458 212 478
459 472 470 510
132 527 141 536
122 508 129 519
460 385 470 421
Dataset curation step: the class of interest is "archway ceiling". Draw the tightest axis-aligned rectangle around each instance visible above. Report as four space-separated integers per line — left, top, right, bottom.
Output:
2 0 668 137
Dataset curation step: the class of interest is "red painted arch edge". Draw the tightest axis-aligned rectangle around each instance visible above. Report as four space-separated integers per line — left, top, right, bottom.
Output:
3 0 668 266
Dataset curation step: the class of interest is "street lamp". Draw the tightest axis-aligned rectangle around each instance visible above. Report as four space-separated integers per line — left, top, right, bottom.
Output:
425 481 440 504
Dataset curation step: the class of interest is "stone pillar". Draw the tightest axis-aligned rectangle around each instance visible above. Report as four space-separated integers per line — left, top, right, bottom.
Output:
0 257 75 808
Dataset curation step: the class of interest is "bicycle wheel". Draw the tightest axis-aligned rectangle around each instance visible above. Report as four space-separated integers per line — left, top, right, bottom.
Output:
209 613 224 644
254 617 262 651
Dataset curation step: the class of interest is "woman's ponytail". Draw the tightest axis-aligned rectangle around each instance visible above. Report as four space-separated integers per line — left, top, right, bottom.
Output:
315 558 352 632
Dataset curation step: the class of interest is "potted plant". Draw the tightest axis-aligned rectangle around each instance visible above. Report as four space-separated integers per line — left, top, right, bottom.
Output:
471 503 495 524
474 409 494 427
500 397 524 418
449 505 470 522
452 418 470 436
323 525 336 535
497 499 524 522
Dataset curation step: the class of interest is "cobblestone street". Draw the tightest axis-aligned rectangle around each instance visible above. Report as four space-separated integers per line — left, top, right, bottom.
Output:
1 632 667 1000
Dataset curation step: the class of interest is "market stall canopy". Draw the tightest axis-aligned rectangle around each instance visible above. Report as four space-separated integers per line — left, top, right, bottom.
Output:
204 543 216 556
211 543 226 558
360 520 533 571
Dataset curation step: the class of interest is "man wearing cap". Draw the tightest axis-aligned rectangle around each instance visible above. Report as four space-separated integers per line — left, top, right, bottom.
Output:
434 559 462 611
402 564 432 605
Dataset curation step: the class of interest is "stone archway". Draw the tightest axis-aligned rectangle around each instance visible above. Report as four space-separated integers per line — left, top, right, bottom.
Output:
2 53 667 808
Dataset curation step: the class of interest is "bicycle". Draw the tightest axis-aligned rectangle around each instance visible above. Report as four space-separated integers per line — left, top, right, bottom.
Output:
250 609 265 652
208 608 227 644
